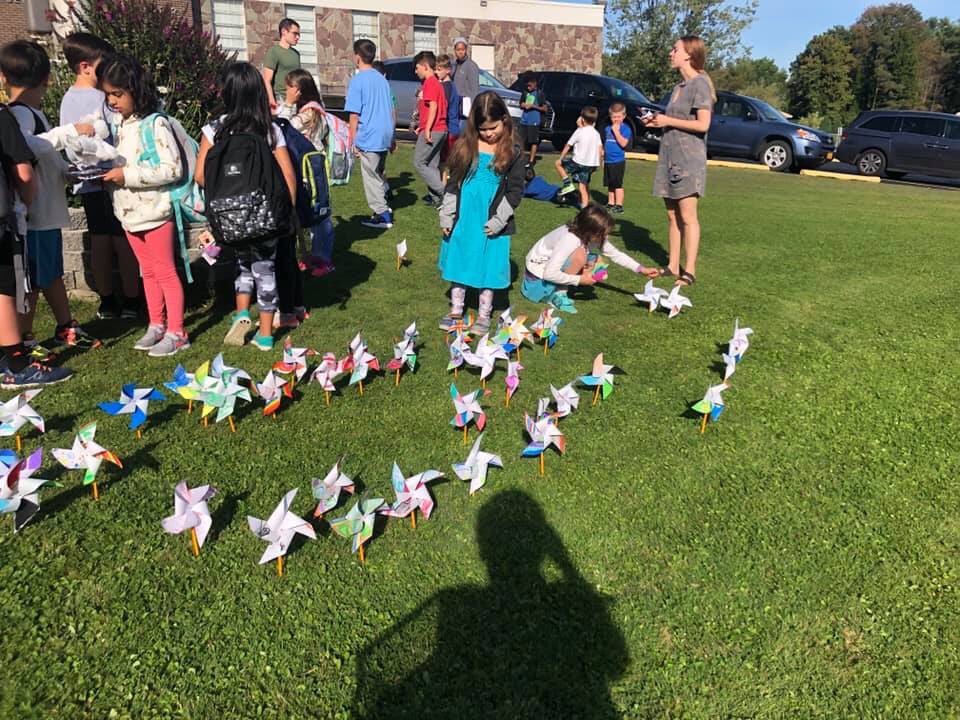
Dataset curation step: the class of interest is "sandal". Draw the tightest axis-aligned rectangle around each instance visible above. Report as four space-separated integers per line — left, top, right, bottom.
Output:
676 271 696 287
659 267 677 278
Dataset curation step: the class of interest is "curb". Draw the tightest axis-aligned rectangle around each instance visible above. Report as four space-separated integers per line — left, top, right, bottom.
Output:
799 169 881 183
625 152 770 172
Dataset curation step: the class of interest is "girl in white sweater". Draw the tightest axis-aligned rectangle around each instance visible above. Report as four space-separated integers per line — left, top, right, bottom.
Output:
522 203 658 313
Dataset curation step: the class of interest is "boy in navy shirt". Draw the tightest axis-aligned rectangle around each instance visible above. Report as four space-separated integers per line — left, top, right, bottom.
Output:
519 74 547 167
603 102 631 214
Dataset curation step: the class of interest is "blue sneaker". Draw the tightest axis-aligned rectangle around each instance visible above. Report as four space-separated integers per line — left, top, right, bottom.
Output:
2 361 74 389
361 211 393 229
550 292 578 314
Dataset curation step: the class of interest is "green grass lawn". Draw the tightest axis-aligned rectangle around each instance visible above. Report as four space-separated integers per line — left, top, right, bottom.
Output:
2 145 959 719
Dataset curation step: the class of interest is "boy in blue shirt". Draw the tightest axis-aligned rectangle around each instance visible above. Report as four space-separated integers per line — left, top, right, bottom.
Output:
519 74 547 167
603 102 631 214
345 39 396 230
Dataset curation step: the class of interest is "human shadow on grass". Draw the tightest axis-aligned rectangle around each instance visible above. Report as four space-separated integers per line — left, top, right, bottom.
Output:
387 171 418 210
353 490 629 719
208 490 250 545
615 217 668 269
299 217 377 312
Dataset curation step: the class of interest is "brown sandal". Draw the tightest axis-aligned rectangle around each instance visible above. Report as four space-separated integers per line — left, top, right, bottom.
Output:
676 271 696 287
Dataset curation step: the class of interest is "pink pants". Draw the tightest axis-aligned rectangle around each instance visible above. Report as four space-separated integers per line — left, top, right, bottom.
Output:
125 221 185 335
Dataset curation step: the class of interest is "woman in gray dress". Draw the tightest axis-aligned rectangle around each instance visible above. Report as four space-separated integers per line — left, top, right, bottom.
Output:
642 36 715 287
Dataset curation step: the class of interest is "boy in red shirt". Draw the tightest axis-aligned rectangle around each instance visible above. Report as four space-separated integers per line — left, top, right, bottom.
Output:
412 51 448 208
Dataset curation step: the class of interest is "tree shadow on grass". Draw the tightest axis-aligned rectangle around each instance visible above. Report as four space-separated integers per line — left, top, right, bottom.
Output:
353 490 629 719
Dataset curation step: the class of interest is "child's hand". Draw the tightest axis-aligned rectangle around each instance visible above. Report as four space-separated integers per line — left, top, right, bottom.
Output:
442 227 452 237
74 123 96 137
102 167 125 186
579 270 596 286
638 266 660 278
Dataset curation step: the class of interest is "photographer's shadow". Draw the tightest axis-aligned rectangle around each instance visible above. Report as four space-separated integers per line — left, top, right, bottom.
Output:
353 490 629 719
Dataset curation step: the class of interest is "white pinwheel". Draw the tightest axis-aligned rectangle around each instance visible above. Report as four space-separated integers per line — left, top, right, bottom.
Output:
633 279 668 312
452 433 503 495
161 482 217 555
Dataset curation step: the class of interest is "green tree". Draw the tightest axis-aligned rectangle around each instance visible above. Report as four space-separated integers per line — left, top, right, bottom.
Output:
787 27 857 130
603 0 758 100
851 4 930 110
712 56 788 108
928 17 960 112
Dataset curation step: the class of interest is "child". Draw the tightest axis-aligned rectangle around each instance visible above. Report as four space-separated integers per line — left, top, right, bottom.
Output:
97 54 189 357
345 39 395 230
518 73 547 167
0 105 73 387
436 54 461 161
59 32 141 320
555 106 602 210
195 61 297 351
604 102 631 214
0 39 100 357
438 91 524 336
522 203 658 313
413 51 448 208
372 60 398 202
283 68 334 279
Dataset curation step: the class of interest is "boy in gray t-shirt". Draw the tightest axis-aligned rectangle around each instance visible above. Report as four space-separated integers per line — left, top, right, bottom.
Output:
58 32 140 320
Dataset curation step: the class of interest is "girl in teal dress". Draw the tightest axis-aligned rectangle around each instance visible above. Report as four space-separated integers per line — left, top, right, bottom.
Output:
439 92 525 336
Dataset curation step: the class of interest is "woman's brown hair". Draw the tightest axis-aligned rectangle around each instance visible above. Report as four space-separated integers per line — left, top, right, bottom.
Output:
447 91 516 185
567 203 614 248
285 68 323 110
679 35 717 102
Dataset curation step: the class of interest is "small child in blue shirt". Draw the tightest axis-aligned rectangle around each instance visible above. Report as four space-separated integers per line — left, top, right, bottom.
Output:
603 102 631 214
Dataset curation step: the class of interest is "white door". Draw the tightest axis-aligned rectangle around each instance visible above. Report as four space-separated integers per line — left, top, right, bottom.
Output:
471 45 495 73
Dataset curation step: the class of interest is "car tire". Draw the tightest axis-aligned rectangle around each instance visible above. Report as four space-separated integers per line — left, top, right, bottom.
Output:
761 140 793 172
855 149 887 177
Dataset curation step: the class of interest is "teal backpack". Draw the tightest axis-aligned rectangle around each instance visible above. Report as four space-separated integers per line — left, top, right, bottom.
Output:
138 112 206 282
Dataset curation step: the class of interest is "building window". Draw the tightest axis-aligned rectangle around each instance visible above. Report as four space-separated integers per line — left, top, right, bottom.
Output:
211 0 247 60
352 11 379 45
285 6 318 80
413 15 437 54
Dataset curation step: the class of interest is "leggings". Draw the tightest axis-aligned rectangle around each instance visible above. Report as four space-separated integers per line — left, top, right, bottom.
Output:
276 231 304 314
125 221 184 335
235 240 278 313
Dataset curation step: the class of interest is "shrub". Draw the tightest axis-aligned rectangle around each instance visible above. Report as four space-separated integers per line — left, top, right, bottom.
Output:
46 0 236 138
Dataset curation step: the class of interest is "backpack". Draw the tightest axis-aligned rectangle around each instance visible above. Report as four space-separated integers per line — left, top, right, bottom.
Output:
138 112 206 282
203 126 293 247
320 110 353 185
7 101 45 136
273 115 331 227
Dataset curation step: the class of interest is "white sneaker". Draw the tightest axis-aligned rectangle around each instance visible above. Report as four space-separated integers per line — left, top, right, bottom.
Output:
148 332 191 357
133 325 166 351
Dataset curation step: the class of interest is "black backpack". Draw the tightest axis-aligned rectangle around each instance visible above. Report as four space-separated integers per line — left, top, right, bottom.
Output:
203 130 293 246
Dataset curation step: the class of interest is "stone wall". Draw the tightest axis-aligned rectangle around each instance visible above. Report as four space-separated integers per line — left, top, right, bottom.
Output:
314 7 353 97
243 0 284 67
0 1 29 48
379 12 411 59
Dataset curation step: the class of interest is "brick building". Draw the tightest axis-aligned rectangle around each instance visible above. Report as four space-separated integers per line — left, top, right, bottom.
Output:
201 0 604 94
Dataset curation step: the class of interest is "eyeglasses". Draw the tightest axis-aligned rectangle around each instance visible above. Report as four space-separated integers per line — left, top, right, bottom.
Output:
290 31 301 37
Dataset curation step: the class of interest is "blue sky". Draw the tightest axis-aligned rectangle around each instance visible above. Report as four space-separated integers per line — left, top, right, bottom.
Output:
743 0 959 69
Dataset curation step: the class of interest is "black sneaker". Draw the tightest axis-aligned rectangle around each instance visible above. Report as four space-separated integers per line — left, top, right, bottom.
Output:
1 361 74 389
612 205 625 215
423 195 441 209
120 298 141 319
97 296 120 320
361 211 394 229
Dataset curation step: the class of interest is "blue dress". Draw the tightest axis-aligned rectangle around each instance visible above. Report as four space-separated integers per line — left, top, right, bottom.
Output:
438 152 510 289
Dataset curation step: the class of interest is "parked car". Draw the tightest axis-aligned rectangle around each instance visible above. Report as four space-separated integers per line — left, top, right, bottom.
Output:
380 57 523 128
836 110 960 179
700 91 835 171
510 71 662 152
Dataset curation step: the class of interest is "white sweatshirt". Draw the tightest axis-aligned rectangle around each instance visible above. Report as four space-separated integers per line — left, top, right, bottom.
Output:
111 114 182 233
525 224 641 285
9 105 76 231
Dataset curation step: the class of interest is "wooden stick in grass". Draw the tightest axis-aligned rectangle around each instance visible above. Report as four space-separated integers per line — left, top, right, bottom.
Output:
190 528 200 557
358 543 366 564
592 386 601 406
15 433 21 452
187 400 193 414
463 425 468 445
325 391 330 406
228 416 236 433
276 555 283 577
539 453 545 477
410 509 417 530
92 481 99 501
395 369 400 386
136 429 142 440
505 389 510 408
359 381 364 396
700 413 708 434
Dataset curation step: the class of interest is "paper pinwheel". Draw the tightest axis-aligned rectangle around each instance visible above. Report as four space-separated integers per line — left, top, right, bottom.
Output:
504 360 523 406
494 315 533 357
247 488 316 575
164 364 195 395
210 353 251 385
0 448 52 532
531 307 563 353
273 337 315 384
729 318 753 361
450 383 487 443
161 481 217 556
462 334 509 386
693 383 728 433
98 384 166 432
578 353 622 405
497 307 514 332
255 370 292 417
311 457 355 516
591 260 610 283
183 362 251 430
722 351 737 382
344 333 380 393
381 462 444 527
329 494 385 562
453 433 503 495
396 239 408 270
387 321 419 383
447 331 472 376
0 389 44 450
660 286 692 318
522 413 566 476
633 279 668 313
311 352 346 405
550 382 580 419
52 422 122 500
536 396 552 420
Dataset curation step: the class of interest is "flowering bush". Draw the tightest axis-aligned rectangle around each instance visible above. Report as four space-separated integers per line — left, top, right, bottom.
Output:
45 0 236 139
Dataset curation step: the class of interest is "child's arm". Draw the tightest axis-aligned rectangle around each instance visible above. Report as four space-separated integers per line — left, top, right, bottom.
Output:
440 175 459 235
195 135 211 187
12 161 35 207
423 100 438 142
612 124 630 148
484 152 525 237
601 239 658 276
119 117 182 189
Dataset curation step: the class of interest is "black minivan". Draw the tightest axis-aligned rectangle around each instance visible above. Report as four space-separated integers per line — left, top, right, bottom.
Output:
837 110 960 179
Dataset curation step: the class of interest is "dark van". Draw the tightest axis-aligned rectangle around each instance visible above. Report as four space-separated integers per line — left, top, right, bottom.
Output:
837 110 960 179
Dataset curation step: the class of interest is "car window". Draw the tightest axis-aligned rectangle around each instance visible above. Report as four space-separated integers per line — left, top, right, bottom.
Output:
944 120 960 140
900 116 946 137
607 78 652 105
861 116 900 133
569 76 607 100
540 75 569 98
719 99 748 119
385 62 417 83
479 70 506 89
753 100 786 122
